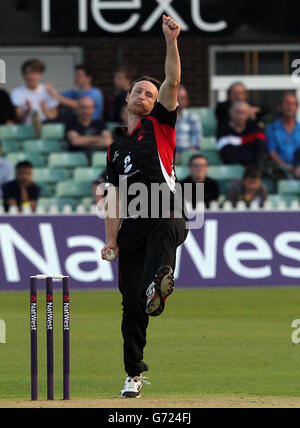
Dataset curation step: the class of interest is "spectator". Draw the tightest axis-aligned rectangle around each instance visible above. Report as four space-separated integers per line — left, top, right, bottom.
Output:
11 59 58 125
267 93 300 175
225 166 268 208
176 85 202 153
2 161 40 212
294 148 300 178
180 154 219 209
217 101 267 166
46 65 104 120
216 82 269 136
65 97 113 160
0 142 14 196
105 65 134 122
0 86 16 124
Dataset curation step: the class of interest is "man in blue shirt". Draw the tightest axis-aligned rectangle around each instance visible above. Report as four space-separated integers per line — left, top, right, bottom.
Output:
267 93 300 174
46 65 104 120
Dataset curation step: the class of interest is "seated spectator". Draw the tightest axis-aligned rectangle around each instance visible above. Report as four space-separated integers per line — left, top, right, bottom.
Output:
217 101 267 166
180 154 219 209
0 142 14 197
294 148 300 178
225 166 267 208
65 97 113 160
176 85 202 153
105 65 134 122
267 93 300 175
216 82 269 136
2 161 40 212
0 86 16 124
11 59 58 125
46 65 104 120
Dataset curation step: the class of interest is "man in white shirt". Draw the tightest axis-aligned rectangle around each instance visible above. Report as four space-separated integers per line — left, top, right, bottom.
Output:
11 59 58 125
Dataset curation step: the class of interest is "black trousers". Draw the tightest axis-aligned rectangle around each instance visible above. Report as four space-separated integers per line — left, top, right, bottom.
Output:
117 216 188 377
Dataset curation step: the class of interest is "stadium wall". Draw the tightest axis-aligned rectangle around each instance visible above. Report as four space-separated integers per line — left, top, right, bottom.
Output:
0 211 299 291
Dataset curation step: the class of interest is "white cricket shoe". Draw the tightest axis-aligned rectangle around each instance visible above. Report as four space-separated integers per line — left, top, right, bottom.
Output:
119 375 151 398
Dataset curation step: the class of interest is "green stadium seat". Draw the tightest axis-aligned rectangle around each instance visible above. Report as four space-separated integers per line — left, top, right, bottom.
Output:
1 140 23 154
92 152 107 168
81 197 94 210
181 149 221 166
56 181 92 198
48 152 88 168
74 167 104 182
262 178 275 194
188 107 217 136
6 152 45 167
37 197 78 211
106 122 119 134
201 136 217 151
268 194 299 207
24 140 64 153
41 123 65 140
208 165 244 181
34 168 69 183
37 183 53 197
278 180 300 195
175 166 189 181
0 125 35 140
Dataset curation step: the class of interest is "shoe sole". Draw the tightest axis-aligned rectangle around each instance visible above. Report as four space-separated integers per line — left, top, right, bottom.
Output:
146 266 174 317
120 393 141 398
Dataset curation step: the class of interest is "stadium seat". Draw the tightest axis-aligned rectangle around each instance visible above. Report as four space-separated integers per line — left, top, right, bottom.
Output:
262 178 275 194
24 140 64 153
0 125 35 140
106 122 119 134
74 167 104 182
34 168 69 183
201 136 217 151
37 183 53 197
181 149 221 166
268 194 299 207
188 107 218 136
37 197 78 211
6 152 45 167
56 181 92 198
92 152 107 168
81 197 94 210
48 152 88 168
278 180 300 195
1 140 23 154
41 123 65 140
175 166 189 181
207 165 244 181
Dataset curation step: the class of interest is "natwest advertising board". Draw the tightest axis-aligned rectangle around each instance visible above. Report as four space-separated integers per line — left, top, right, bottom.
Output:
0 211 299 291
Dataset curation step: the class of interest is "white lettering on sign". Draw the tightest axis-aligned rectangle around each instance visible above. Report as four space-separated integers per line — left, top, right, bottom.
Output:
0 223 61 282
65 235 113 281
224 232 273 279
274 232 300 278
41 0 228 33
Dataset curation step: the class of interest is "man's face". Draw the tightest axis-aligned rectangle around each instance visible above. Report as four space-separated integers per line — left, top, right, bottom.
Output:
75 69 92 88
17 167 33 186
229 84 247 102
230 103 250 127
178 87 189 110
281 95 298 119
23 67 42 88
190 158 208 180
244 177 261 194
126 81 158 117
114 71 131 91
77 97 95 121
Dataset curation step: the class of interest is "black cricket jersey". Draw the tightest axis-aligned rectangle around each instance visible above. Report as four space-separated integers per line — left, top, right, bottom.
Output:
106 102 181 218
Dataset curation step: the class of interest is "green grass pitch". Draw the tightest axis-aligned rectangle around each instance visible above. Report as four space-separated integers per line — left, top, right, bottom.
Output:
1 287 300 401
